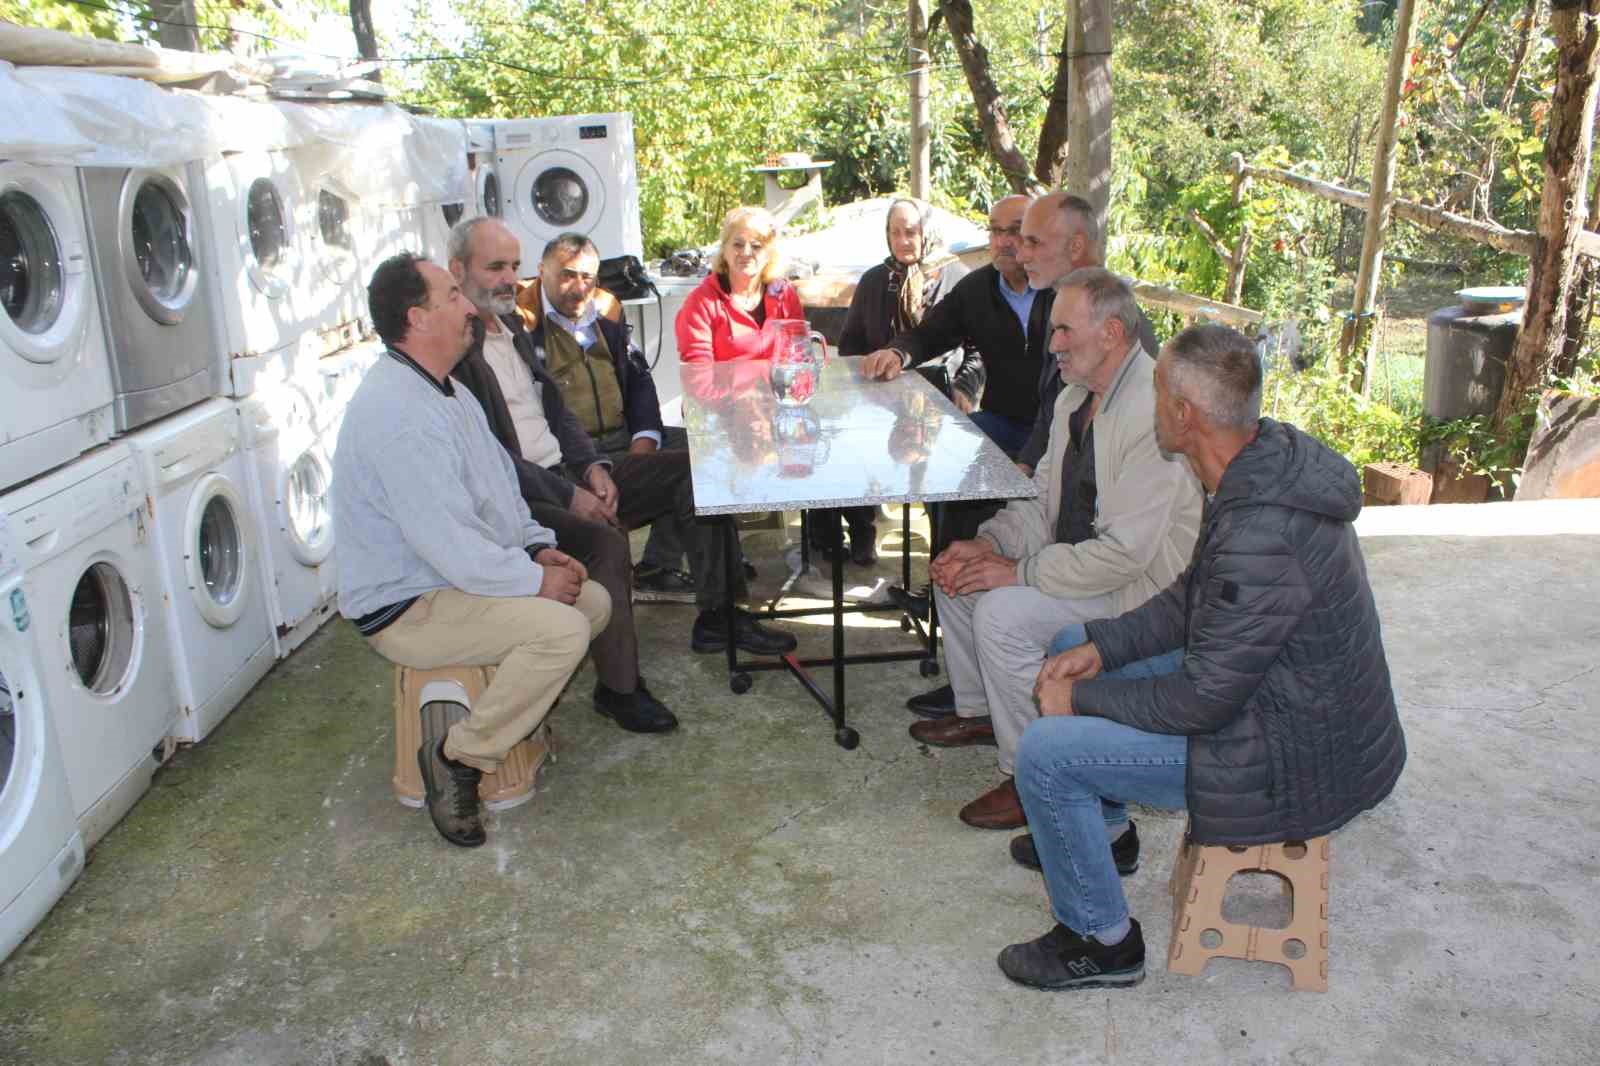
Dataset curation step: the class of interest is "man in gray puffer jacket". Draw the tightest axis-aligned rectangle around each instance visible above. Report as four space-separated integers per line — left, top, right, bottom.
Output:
995 323 1406 992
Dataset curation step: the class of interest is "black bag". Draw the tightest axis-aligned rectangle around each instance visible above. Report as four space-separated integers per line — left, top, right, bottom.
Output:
597 255 657 302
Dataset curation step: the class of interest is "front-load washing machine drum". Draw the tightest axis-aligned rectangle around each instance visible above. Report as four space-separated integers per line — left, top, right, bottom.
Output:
479 170 501 218
186 474 251 629
119 171 198 326
283 451 333 567
244 177 293 297
1 189 64 340
0 669 14 797
513 150 607 237
317 189 353 253
68 562 136 695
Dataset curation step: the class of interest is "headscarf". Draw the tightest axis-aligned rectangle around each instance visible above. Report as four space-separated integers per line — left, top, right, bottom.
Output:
882 198 955 335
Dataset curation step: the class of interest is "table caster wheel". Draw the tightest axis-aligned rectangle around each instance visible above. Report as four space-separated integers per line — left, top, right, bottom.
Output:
835 726 860 750
919 659 940 678
730 672 752 695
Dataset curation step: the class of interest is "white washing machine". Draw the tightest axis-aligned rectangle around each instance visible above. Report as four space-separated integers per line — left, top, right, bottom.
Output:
78 163 222 433
315 339 382 456
466 121 501 221
197 149 317 397
127 400 274 744
0 511 85 964
0 443 176 850
1 160 115 494
492 113 643 261
237 380 336 659
294 160 369 356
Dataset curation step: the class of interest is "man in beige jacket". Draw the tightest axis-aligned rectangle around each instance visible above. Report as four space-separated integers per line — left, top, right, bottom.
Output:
910 268 1202 830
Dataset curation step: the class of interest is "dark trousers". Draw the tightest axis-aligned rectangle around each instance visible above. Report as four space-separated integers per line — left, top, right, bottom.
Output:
631 427 691 571
605 441 746 611
526 502 638 694
807 507 876 553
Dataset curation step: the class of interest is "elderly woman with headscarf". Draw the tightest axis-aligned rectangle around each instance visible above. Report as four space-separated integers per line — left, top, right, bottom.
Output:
814 198 978 565
676 205 803 363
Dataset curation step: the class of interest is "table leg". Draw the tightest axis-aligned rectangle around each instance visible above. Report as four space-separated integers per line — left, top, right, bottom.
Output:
829 516 856 749
724 519 750 694
922 503 941 678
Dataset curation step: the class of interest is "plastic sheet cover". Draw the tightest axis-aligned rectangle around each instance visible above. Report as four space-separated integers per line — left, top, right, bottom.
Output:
0 64 466 205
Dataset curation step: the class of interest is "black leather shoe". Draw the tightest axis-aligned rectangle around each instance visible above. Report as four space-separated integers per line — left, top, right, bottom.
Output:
886 584 930 621
906 683 956 719
1010 821 1140 876
690 608 798 656
594 681 679 733
416 739 485 848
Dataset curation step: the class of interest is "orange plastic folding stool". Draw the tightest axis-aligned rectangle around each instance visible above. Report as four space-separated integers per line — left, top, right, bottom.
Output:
1166 825 1330 991
391 664 554 812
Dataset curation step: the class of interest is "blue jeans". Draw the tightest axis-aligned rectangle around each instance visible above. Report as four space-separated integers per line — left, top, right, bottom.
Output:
968 410 1032 458
1015 623 1186 938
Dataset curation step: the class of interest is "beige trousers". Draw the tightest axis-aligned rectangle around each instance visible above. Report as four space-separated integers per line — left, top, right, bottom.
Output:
370 583 611 772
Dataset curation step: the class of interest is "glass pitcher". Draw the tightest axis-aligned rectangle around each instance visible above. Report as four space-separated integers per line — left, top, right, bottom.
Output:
763 317 829 406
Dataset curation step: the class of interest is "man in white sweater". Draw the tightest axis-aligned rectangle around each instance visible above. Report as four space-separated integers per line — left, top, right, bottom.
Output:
334 253 611 848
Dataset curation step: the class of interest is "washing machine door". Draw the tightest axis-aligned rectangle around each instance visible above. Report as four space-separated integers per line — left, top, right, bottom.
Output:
116 169 200 327
509 149 607 241
280 447 333 567
477 167 502 219
65 558 141 699
313 186 357 285
240 173 296 300
1 164 90 375
184 474 253 628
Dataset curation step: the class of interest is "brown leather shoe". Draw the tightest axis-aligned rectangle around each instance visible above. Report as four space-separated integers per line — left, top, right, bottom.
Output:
908 715 996 747
959 778 1026 830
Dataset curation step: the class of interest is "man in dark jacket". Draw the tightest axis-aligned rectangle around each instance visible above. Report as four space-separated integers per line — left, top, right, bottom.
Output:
859 195 1043 457
447 221 795 731
995 323 1406 992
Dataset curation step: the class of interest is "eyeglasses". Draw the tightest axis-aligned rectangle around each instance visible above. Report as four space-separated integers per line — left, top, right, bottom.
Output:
988 225 1022 238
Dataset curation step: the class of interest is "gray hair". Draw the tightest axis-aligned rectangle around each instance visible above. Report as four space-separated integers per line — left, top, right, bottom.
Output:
1057 193 1100 255
447 216 504 267
884 197 943 260
1162 323 1263 430
1057 266 1140 343
543 232 597 263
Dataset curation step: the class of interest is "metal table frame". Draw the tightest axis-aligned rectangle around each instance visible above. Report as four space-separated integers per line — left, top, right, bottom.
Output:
718 503 943 749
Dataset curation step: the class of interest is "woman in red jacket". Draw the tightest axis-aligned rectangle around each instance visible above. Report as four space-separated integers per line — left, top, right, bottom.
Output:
675 206 803 362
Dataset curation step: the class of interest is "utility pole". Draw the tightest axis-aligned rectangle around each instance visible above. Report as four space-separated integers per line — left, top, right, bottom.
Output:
908 0 931 200
1345 0 1419 390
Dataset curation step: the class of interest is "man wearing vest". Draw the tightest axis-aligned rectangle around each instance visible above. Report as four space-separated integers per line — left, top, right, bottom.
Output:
447 220 796 708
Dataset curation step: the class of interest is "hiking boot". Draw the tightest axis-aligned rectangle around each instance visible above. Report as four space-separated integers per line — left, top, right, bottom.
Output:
1010 822 1140 876
416 738 485 848
633 564 697 604
997 920 1146 991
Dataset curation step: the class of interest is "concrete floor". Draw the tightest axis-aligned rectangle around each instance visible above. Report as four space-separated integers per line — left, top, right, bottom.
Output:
2 504 1598 1066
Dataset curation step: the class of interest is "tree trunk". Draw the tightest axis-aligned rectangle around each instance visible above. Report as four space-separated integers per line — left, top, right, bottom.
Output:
1064 0 1112 232
350 0 383 80
1497 0 1600 429
150 0 199 51
908 0 931 199
1034 14 1073 188
940 0 1045 195
1346 0 1420 390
